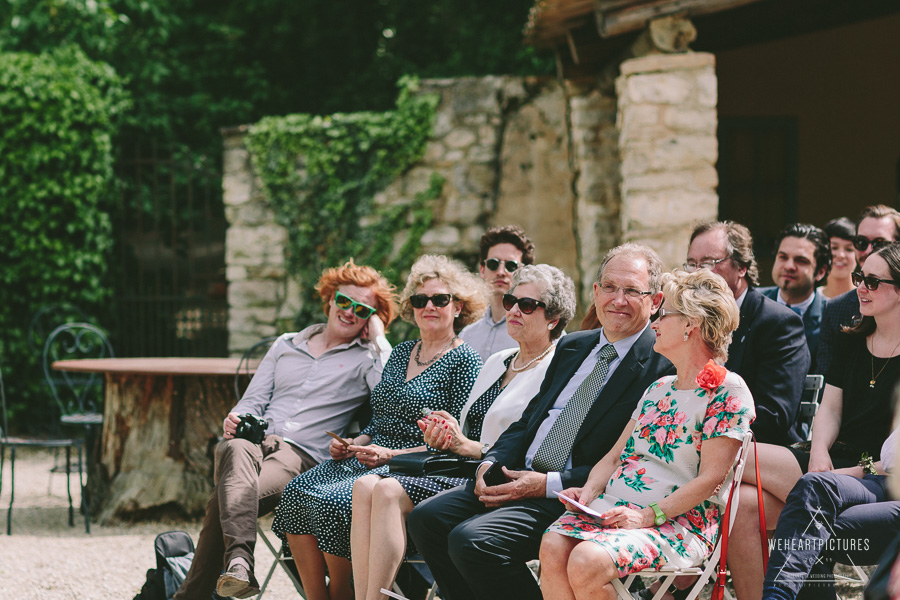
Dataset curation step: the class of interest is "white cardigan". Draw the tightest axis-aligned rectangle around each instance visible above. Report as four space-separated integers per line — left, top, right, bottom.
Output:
458 343 557 446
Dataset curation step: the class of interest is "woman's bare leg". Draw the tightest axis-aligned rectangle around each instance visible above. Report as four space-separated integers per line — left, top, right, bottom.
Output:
323 552 353 600
351 475 380 600
288 533 329 600
567 540 620 600
728 483 785 600
364 477 415 600
539 532 581 600
741 443 804 502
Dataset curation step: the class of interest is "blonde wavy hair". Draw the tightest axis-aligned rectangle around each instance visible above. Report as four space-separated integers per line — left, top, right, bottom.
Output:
661 269 740 363
399 255 488 333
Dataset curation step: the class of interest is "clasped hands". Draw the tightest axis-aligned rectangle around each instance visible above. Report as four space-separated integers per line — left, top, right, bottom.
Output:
328 436 395 468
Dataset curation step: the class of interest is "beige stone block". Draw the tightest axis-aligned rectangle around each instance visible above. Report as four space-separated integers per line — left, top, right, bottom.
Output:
226 265 247 282
620 143 654 177
423 141 447 164
433 110 455 138
622 190 719 230
226 225 287 266
692 165 719 189
468 145 497 164
625 73 692 105
624 170 696 192
649 136 717 171
662 107 716 134
620 52 714 76
228 202 276 227
445 128 477 149
619 105 661 134
697 71 718 108
229 280 279 309
444 149 465 162
444 195 485 224
247 265 287 280
478 125 498 147
403 167 437 197
277 278 304 320
222 146 249 175
222 170 254 208
421 225 461 250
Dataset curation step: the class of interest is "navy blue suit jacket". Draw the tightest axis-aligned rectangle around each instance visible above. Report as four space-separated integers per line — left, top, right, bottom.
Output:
726 288 810 446
759 286 825 373
816 289 861 377
485 326 673 489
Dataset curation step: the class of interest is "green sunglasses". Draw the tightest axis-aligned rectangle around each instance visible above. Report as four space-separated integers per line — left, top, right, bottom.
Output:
334 291 376 319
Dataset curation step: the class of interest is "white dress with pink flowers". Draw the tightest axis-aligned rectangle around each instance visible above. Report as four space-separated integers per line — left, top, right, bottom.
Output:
545 371 754 577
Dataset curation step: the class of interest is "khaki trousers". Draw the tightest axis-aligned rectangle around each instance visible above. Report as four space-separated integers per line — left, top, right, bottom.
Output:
174 435 316 600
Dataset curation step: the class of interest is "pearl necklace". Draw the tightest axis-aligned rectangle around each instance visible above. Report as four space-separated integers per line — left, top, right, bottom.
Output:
414 337 458 367
510 343 553 372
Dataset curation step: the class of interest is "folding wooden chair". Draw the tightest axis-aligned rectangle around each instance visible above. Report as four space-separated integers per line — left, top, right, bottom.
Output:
611 433 754 600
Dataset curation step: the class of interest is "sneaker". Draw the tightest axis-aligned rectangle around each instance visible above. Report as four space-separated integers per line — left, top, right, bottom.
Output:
216 564 261 599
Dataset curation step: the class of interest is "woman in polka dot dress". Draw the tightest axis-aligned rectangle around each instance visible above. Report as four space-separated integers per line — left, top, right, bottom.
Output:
350 264 577 600
271 255 485 600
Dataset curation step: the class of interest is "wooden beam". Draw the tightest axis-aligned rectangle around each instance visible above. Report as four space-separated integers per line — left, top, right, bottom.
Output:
566 29 581 63
596 0 763 37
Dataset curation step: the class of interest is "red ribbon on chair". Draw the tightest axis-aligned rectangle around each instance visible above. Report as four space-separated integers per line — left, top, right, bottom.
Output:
711 435 768 600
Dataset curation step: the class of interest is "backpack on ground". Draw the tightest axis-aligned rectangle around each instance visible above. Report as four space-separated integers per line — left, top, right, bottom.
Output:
133 530 195 600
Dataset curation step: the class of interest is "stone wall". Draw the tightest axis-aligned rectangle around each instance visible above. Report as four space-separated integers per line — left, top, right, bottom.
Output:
616 52 719 269
222 62 719 350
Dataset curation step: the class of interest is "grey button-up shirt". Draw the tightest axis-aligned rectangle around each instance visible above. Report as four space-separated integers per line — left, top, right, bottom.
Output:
232 324 390 463
459 306 517 361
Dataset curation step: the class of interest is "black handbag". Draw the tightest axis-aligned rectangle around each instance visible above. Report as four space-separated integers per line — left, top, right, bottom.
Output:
388 450 481 479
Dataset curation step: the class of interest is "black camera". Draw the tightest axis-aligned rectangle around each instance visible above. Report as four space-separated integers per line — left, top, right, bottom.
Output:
234 413 268 444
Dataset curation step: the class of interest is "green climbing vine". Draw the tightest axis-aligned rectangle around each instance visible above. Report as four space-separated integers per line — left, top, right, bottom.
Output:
245 76 443 328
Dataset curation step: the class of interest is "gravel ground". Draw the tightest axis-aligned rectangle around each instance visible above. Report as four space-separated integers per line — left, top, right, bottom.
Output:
0 448 299 600
0 448 871 600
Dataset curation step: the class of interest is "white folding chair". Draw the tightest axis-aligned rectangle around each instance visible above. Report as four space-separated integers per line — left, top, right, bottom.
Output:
611 433 754 600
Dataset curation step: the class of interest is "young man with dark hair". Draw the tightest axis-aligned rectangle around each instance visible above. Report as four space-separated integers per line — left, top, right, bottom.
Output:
817 204 900 375
460 225 536 360
760 223 831 371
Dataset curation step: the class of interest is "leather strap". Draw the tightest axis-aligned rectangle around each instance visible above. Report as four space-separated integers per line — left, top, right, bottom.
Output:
753 436 770 569
712 436 768 600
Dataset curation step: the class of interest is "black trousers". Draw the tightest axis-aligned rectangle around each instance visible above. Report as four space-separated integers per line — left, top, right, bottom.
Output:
764 472 900 600
406 480 564 600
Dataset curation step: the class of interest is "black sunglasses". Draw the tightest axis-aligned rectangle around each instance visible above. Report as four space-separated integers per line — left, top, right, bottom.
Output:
852 271 899 291
851 236 892 253
334 291 376 319
483 258 521 273
502 293 547 314
409 293 453 309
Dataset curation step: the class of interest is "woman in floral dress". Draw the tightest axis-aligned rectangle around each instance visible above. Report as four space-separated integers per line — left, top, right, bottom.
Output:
540 269 756 600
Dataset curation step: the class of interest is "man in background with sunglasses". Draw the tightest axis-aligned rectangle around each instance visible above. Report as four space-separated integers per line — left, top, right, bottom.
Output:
459 225 536 360
818 204 900 376
685 221 809 446
176 261 397 600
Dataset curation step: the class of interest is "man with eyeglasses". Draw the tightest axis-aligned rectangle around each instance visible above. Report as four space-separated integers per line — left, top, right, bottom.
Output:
817 204 900 376
759 223 832 372
459 225 536 360
176 261 397 600
407 243 673 600
686 221 810 446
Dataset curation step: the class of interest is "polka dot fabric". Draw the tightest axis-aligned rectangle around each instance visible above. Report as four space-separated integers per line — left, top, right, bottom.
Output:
386 354 512 505
271 340 481 559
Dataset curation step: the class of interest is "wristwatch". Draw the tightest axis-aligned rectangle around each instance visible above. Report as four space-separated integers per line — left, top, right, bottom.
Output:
480 442 491 458
649 502 667 526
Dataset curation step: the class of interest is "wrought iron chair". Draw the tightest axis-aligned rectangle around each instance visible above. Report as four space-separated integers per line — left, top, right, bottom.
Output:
43 322 115 430
0 365 88 534
27 302 90 354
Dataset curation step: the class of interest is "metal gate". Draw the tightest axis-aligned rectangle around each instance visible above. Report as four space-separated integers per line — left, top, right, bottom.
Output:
112 144 228 357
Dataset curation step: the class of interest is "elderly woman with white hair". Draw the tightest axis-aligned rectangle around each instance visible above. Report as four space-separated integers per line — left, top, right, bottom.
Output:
540 269 756 600
350 264 577 600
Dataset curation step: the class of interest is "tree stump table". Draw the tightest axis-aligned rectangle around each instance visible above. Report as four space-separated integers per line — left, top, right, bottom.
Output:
52 357 254 524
